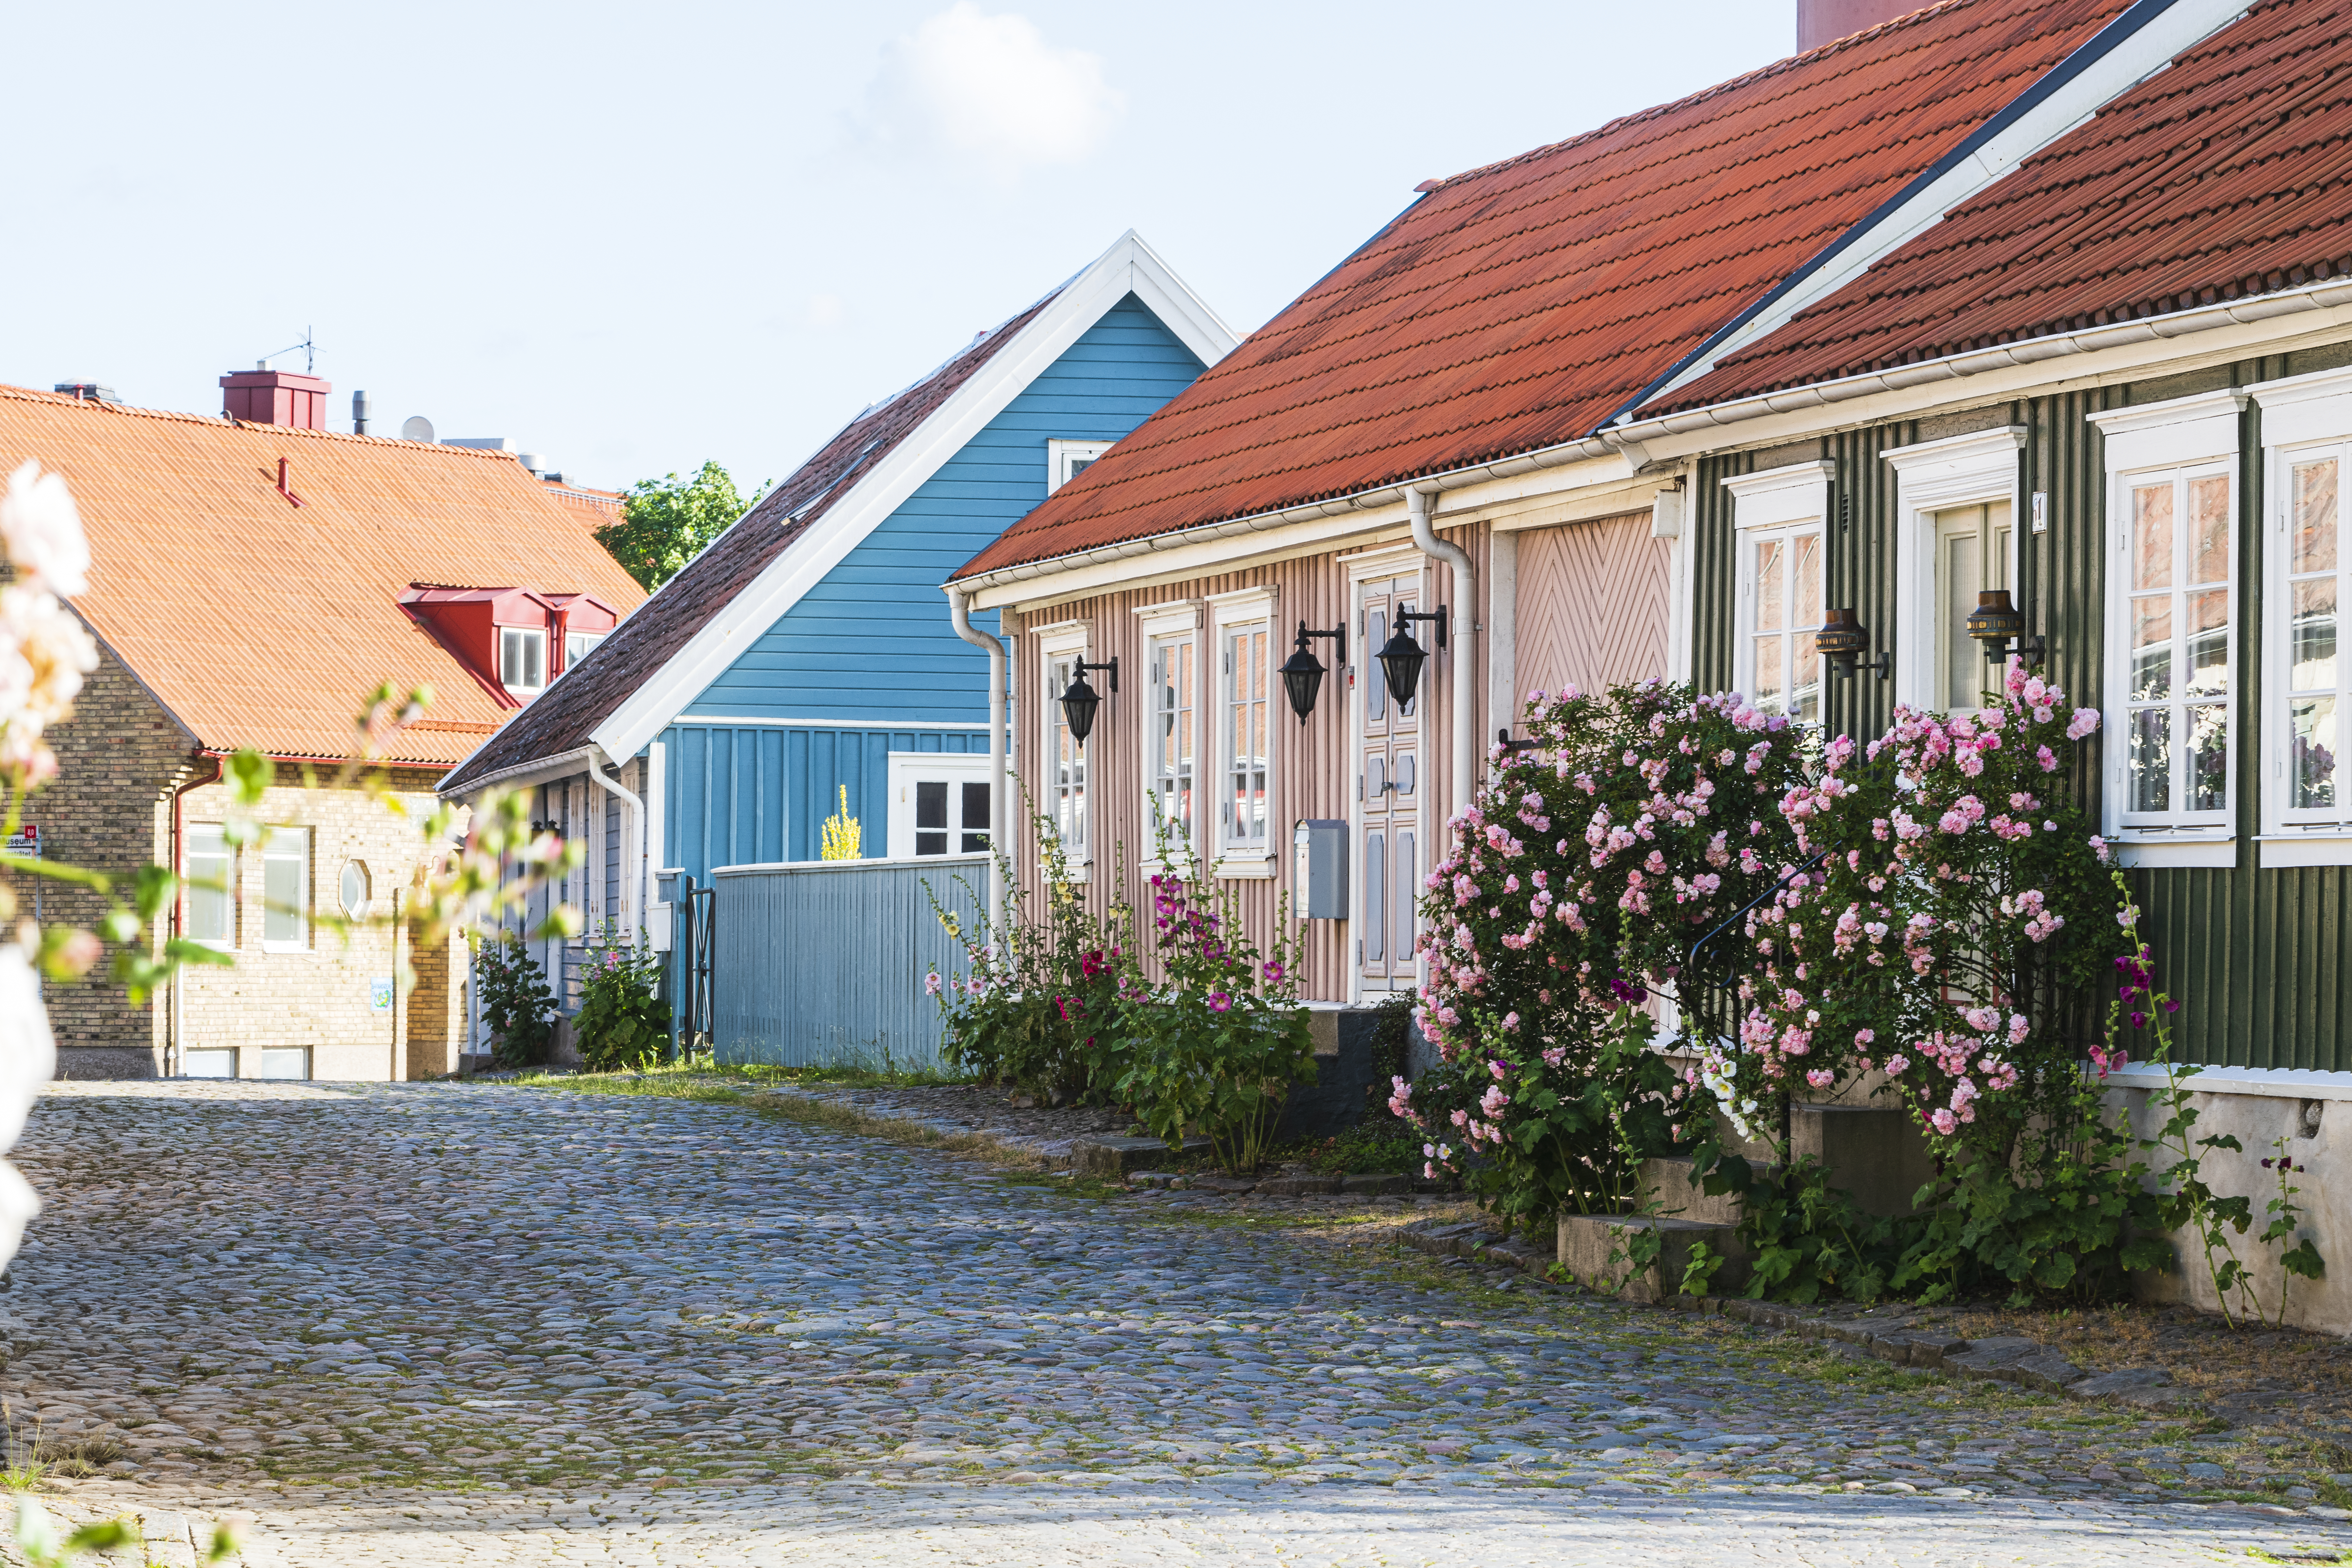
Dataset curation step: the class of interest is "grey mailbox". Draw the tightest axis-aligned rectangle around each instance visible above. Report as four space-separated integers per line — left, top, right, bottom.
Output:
1293 819 1348 919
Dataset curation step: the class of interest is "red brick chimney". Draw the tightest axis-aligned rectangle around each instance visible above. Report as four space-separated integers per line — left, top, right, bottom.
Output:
219 367 330 429
1799 0 1928 52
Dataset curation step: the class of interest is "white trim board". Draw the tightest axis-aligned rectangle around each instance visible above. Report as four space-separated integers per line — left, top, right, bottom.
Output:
591 231 1239 764
1881 427 2027 713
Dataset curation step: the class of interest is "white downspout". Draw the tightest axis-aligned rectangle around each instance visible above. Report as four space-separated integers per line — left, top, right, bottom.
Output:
586 748 645 938
1408 486 1477 846
950 589 1008 935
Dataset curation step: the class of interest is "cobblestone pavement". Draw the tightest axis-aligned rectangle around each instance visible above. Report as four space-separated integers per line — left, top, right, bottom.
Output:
1 1080 2347 1566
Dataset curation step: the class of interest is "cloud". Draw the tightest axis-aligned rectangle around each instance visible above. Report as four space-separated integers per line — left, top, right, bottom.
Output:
854 4 1123 179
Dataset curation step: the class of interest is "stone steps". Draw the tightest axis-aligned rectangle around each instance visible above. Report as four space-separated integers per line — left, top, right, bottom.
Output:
1555 1214 1752 1301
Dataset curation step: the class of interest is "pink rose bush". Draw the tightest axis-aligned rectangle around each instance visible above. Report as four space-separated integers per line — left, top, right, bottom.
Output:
1712 666 2128 1171
1395 681 1812 1226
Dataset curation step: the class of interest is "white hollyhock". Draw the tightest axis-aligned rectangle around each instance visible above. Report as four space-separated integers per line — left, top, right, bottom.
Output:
0 462 89 597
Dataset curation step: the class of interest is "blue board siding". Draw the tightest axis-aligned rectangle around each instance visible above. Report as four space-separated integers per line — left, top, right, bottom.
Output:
683 293 1205 728
663 723 988 876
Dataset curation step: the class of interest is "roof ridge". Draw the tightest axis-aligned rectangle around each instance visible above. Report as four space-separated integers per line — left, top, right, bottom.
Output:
0 382 532 458
1424 0 1989 192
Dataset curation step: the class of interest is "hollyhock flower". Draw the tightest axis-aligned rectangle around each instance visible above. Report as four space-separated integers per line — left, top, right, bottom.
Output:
924 972 942 997
1263 960 1285 982
0 461 90 596
1207 993 1232 1013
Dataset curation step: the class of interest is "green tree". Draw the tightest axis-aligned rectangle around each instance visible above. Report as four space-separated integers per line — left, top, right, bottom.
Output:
597 461 764 590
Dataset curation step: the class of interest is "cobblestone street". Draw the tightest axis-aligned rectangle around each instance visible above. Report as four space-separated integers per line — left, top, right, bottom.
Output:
0 1081 2345 1565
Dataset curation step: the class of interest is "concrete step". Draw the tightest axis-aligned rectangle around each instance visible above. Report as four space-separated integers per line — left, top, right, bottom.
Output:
1071 1135 1211 1177
1637 1155 1770 1226
1556 1213 1752 1302
1717 1102 1938 1217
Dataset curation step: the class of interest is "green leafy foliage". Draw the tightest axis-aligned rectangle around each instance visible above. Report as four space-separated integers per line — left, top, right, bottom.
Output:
597 461 765 590
473 932 556 1069
926 815 1126 1100
1115 867 1315 1174
571 923 668 1071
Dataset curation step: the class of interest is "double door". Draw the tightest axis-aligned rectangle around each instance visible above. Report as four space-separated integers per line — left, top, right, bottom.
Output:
1359 576 1421 992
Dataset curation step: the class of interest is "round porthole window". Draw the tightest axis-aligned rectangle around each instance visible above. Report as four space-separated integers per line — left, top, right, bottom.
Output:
340 860 369 921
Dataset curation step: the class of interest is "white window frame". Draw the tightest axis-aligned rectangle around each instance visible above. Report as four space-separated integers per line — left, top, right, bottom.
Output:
1035 623 1093 872
564 629 606 669
1882 427 2026 715
1046 439 1116 495
1136 602 1201 865
1723 461 1832 725
500 625 547 696
184 822 235 950
1208 588 1276 868
2250 366 2352 865
2089 391 2246 868
884 752 994 861
260 826 311 954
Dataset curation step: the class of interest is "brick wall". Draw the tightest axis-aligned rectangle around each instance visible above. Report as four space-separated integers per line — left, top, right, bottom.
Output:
174 766 470 1083
22 641 200 1078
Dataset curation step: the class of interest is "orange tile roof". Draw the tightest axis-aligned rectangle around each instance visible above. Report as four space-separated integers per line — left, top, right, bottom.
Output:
953 0 2139 581
1647 0 2352 413
0 385 645 769
545 481 625 537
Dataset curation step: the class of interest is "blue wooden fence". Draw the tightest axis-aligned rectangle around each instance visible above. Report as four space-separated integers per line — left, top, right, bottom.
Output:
710 855 988 1070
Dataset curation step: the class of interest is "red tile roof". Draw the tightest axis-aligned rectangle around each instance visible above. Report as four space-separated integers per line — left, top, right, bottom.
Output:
0 385 645 769
953 0 2140 581
441 289 1062 792
1650 0 2352 412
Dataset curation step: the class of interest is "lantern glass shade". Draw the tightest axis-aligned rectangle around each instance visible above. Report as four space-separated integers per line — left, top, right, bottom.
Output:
1965 589 2028 659
1059 671 1101 745
1376 627 1427 709
1280 646 1325 724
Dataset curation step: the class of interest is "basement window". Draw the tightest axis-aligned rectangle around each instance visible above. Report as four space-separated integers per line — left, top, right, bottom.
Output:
501 627 547 696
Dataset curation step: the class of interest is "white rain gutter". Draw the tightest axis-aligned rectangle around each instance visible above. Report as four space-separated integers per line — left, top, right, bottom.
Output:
1611 275 2352 442
949 589 1008 934
952 434 1622 597
586 747 646 937
956 275 2352 607
1407 487 1478 848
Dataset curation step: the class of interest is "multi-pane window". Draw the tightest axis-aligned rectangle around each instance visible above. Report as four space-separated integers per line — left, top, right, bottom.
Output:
1745 523 1822 722
262 828 309 951
913 781 989 856
500 626 547 694
1148 633 1195 848
1222 623 1270 852
1044 650 1087 858
564 630 605 669
186 823 233 947
2119 466 2233 823
2281 448 2347 821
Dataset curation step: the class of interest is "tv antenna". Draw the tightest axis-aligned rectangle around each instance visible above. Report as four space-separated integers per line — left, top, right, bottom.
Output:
256 327 316 375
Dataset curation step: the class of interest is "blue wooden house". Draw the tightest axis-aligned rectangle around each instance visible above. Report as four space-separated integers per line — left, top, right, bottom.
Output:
441 233 1233 1013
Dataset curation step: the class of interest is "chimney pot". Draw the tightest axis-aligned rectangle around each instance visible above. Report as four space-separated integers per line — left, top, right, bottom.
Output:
352 390 371 437
1797 0 1926 52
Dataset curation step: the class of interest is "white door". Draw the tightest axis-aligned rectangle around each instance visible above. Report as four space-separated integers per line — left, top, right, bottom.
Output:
1933 501 2014 712
1359 576 1422 993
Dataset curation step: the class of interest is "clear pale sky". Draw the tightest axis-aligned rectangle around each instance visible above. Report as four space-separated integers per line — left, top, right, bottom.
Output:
6 2 1790 495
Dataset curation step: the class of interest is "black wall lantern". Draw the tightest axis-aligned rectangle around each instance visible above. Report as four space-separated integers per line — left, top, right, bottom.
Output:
1279 621 1346 724
1816 607 1890 679
1376 605 1447 709
1965 590 2045 665
1058 655 1119 745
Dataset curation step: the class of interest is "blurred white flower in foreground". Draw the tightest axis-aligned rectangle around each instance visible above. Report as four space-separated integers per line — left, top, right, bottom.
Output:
0 461 89 597
0 948 52 1270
